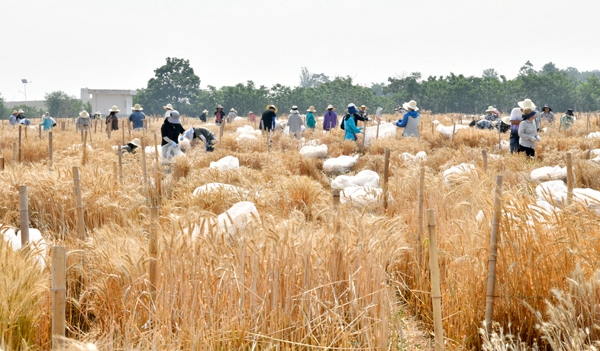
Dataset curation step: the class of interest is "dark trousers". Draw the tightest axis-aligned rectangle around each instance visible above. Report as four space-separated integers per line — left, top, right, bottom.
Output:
518 145 535 157
509 130 520 153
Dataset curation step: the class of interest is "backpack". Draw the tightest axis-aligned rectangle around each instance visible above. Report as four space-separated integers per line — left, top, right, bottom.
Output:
340 114 350 130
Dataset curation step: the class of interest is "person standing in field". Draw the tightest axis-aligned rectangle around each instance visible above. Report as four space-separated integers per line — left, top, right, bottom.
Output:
16 109 25 123
260 104 277 132
518 110 540 157
129 104 146 131
509 107 523 153
323 105 337 131
342 104 362 141
161 110 185 160
200 109 208 122
540 104 554 125
9 110 18 125
76 110 92 131
163 103 174 118
287 106 304 139
41 112 53 131
306 106 316 130
395 100 420 138
516 99 540 132
106 106 120 131
359 105 369 120
248 111 256 124
227 108 237 123
560 109 575 130
214 104 225 125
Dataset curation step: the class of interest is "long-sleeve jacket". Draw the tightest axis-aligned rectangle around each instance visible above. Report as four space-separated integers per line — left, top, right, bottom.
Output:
306 112 316 128
395 110 420 138
76 116 91 131
518 119 538 149
343 115 362 140
323 111 337 131
106 114 119 131
287 112 304 134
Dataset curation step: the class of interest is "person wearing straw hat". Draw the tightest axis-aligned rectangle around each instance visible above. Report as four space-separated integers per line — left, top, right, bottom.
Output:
260 104 277 132
183 126 218 152
92 111 102 120
485 106 499 122
395 100 420 138
161 110 186 160
105 106 120 131
323 104 337 131
76 110 92 131
498 116 511 134
120 138 142 154
306 106 316 129
129 103 146 131
214 104 225 125
200 109 208 122
518 98 540 132
41 112 54 131
518 109 540 157
287 106 304 139
540 104 554 125
359 105 369 120
9 110 18 125
16 109 25 123
560 109 575 130
227 108 237 124
248 111 256 123
163 103 174 118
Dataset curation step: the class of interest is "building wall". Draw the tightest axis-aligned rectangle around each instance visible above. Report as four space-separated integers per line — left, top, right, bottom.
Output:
92 94 132 118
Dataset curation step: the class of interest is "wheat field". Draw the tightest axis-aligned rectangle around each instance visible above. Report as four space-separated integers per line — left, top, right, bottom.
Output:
1 112 600 350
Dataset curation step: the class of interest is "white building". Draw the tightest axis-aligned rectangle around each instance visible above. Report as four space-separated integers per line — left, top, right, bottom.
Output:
81 88 136 118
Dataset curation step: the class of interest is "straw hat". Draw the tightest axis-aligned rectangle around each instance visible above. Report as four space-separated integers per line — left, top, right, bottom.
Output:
230 108 236 112
266 104 278 113
163 103 173 110
203 109 208 113
133 103 143 111
109 105 120 112
326 104 335 110
517 99 536 110
486 106 496 112
402 100 419 111
18 109 24 113
216 104 223 109
79 110 89 117
130 138 141 148
501 116 511 125
290 105 299 113
360 105 368 110
12 110 17 114
248 111 253 114
307 106 316 112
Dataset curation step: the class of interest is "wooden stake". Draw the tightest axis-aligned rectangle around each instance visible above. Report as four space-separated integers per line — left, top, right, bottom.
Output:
220 121 224 140
118 145 124 185
482 150 488 173
122 120 125 144
113 161 118 182
451 123 456 146
108 119 112 139
61 121 65 131
149 207 158 302
94 119 97 134
51 245 66 350
39 124 42 139
141 138 150 204
80 127 84 142
431 121 435 135
49 132 53 170
72 167 86 240
485 175 503 335
19 186 30 248
18 125 22 163
82 131 88 166
426 209 444 351
153 133 162 201
566 153 573 205
24 124 27 139
376 119 380 140
383 149 390 211
417 166 425 269
0 156 4 171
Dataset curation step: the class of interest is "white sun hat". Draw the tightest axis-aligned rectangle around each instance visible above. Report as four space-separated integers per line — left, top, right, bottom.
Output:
518 99 536 110
486 106 496 112
402 100 419 111
79 110 89 117
163 103 174 110
109 105 120 112
133 103 143 111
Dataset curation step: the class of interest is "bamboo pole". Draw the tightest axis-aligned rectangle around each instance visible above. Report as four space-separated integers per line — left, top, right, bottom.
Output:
122 120 125 144
118 145 124 185
383 149 390 211
482 150 488 173
0 157 4 171
427 209 444 351
72 167 86 240
18 125 22 163
417 166 425 269
80 128 84 142
141 138 150 204
81 131 88 166
451 123 456 146
94 119 97 134
485 175 503 335
49 131 53 170
12 143 16 164
24 124 27 139
51 245 66 350
431 121 435 135
108 119 112 139
566 153 573 205
61 121 65 131
19 186 30 248
153 133 162 201
39 124 42 138
376 119 380 140
149 207 158 302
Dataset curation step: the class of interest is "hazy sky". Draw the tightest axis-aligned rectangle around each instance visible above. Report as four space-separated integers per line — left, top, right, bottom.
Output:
2 0 598 102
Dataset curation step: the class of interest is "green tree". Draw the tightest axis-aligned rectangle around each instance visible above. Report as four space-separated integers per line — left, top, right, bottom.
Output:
138 57 201 116
577 75 600 111
44 91 83 117
299 67 330 88
0 94 9 119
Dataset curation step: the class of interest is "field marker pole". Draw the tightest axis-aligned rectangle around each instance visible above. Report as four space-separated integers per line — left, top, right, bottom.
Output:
587 115 590 134
82 131 88 166
24 124 27 139
113 161 118 183
431 121 435 136
451 123 456 146
122 120 125 145
485 175 503 335
49 132 53 170
376 119 380 140
94 119 97 134
73 167 86 240
417 166 425 269
153 133 162 202
128 120 131 138
426 209 444 351
18 126 22 163
566 153 573 205
149 207 158 304
39 124 42 139
0 157 4 171
383 149 390 211
19 186 30 248
482 150 488 173
80 128 84 143
108 119 112 140
51 245 66 350
141 138 150 205
118 145 124 185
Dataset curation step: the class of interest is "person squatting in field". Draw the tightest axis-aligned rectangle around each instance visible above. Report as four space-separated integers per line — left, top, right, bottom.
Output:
183 126 218 152
485 106 500 122
342 103 363 141
260 104 277 132
518 108 540 157
161 109 185 160
129 104 146 131
323 105 337 131
76 110 92 131
120 138 142 154
395 100 420 138
287 105 304 139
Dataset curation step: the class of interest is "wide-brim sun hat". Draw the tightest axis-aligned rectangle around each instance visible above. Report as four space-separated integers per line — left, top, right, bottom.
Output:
402 100 419 111
133 103 143 111
109 105 120 112
566 109 574 116
360 105 368 110
130 138 142 148
163 103 174 110
290 105 299 113
18 109 24 113
168 110 181 124
79 110 89 118
307 106 316 112
266 104 278 113
203 109 208 113
12 110 17 114
326 104 335 110
518 99 536 110
543 104 552 111
486 106 496 112
217 104 223 109
347 103 356 108
501 116 511 125
248 111 253 114
230 108 236 112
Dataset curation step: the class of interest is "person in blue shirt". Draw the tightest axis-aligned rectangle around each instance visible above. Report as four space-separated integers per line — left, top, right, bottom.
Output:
9 110 18 126
129 104 146 130
395 100 420 138
343 104 363 141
